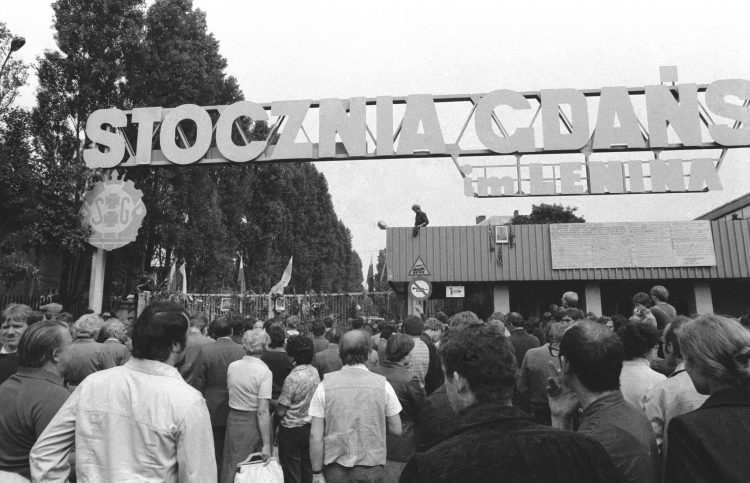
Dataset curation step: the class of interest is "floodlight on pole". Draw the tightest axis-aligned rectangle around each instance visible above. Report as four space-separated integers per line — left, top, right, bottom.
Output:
10 37 26 52
1 36 26 83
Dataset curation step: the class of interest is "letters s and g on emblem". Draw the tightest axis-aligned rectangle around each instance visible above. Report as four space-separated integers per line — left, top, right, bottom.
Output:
79 170 146 251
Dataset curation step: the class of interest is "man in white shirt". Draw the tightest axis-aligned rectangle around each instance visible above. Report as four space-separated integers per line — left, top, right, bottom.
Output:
309 330 402 483
30 301 216 483
644 317 708 461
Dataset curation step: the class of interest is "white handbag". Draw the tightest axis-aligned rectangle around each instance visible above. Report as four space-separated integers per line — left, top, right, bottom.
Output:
233 453 284 483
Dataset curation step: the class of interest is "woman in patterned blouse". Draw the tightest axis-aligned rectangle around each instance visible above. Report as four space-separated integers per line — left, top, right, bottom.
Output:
274 336 321 483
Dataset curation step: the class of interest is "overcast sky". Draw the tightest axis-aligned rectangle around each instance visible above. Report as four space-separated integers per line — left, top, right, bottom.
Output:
5 0 750 282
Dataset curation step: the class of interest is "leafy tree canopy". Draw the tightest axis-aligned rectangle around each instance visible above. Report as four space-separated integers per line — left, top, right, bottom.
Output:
2 0 366 302
511 203 585 225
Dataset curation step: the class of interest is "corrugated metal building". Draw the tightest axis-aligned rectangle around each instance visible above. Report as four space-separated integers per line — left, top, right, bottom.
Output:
386 218 750 319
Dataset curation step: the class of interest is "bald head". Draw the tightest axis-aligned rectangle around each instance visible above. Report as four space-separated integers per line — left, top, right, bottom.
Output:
339 329 371 366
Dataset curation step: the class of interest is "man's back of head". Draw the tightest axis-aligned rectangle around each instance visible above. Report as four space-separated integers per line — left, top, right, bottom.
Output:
560 321 623 394
131 301 189 363
403 315 424 336
17 321 72 371
326 327 343 344
506 312 524 328
562 292 578 308
440 322 517 411
449 311 480 328
339 330 371 366
208 316 232 339
312 319 326 337
351 317 364 330
189 312 208 332
649 285 669 303
73 314 102 340
98 320 125 343
323 316 333 329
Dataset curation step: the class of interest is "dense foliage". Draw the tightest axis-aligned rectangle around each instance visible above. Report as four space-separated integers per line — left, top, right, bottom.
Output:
0 0 364 304
510 203 586 225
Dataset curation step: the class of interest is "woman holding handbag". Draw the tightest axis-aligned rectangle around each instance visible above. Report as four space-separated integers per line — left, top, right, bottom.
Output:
221 329 273 483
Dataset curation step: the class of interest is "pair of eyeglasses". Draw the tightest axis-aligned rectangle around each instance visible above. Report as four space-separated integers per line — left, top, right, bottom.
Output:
548 345 560 358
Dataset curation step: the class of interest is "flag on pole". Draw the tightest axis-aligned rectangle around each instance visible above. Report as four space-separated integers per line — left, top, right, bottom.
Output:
237 257 246 294
380 257 389 283
269 256 293 295
367 254 375 293
179 262 187 294
167 261 177 292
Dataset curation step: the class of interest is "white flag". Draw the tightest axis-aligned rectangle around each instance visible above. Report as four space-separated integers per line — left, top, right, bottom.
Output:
269 256 293 295
179 262 187 294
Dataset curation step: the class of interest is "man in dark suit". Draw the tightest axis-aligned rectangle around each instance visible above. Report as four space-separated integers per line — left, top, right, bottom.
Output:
311 319 329 354
315 328 343 380
506 312 540 366
99 320 130 365
177 313 214 384
191 316 244 478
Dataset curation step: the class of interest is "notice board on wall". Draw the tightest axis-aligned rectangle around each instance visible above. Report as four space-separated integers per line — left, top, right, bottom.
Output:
550 221 717 269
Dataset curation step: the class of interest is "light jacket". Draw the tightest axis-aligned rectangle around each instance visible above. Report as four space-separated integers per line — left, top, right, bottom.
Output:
30 358 217 483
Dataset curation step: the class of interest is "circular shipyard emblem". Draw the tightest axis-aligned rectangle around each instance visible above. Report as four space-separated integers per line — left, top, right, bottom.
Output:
79 170 147 251
408 277 433 301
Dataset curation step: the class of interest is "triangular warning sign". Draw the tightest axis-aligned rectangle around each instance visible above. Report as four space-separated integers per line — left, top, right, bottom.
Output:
408 256 431 276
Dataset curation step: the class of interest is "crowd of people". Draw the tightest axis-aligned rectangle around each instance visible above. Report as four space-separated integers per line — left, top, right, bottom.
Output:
0 284 749 483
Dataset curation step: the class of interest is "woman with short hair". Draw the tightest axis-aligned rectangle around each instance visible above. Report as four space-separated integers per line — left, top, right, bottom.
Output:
220 329 272 483
274 336 320 483
664 315 750 483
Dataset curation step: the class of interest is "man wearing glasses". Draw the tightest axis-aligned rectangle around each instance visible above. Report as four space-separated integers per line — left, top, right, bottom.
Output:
518 322 570 425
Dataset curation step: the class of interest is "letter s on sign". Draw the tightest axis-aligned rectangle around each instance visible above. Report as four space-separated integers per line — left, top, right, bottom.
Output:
83 109 127 168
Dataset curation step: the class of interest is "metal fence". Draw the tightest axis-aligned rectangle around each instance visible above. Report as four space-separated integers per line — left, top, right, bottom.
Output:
154 291 401 323
0 294 90 319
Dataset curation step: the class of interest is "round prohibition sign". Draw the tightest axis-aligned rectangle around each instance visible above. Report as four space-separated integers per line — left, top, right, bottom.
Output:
408 277 433 301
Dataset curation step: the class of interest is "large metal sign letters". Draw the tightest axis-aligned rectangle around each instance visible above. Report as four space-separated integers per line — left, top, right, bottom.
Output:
84 71 749 198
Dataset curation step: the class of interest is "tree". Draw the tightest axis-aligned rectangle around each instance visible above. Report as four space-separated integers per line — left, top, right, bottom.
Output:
0 108 38 290
0 22 30 117
31 0 146 305
373 248 390 292
511 203 585 224
17 0 367 305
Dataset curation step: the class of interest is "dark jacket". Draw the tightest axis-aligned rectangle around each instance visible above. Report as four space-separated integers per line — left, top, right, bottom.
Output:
0 352 19 386
316 343 343 380
416 383 460 451
103 339 130 366
176 331 214 384
665 388 750 483
401 401 627 483
579 391 661 483
312 335 329 354
190 338 244 427
372 361 425 461
63 338 116 385
419 334 444 396
260 348 293 400
509 327 540 366
0 367 70 478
